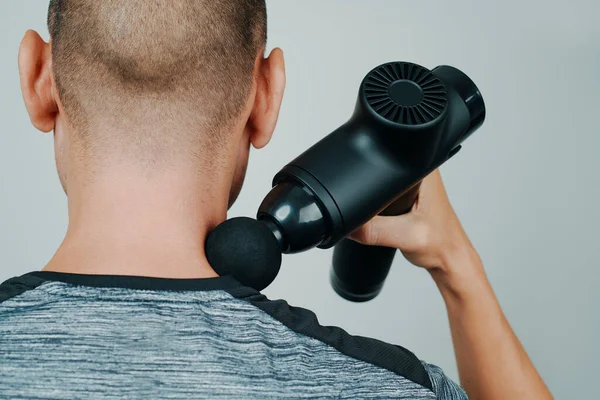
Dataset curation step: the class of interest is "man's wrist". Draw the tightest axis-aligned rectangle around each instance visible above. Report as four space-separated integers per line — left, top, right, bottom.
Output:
429 243 488 302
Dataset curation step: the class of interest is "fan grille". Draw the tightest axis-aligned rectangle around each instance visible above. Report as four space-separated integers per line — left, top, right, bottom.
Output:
364 62 447 125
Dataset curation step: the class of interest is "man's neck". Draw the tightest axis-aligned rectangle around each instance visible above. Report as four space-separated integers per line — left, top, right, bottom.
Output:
44 167 230 279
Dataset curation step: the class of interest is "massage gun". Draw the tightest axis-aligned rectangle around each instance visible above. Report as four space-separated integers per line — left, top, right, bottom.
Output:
206 61 486 301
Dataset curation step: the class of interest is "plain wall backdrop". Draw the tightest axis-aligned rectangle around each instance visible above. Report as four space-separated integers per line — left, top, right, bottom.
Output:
1 1 598 398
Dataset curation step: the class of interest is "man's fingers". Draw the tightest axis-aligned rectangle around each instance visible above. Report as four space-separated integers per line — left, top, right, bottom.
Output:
348 213 415 249
349 170 445 249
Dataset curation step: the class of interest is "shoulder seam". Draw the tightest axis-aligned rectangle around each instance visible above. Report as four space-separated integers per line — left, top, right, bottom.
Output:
228 287 434 392
0 273 48 304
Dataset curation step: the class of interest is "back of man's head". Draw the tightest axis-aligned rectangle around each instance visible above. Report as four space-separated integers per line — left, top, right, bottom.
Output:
47 0 267 160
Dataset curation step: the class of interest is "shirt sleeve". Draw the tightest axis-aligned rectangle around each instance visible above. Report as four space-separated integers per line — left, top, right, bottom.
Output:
422 362 469 399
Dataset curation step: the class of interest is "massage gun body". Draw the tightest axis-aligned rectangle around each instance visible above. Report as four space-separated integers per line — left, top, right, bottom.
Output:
208 62 485 297
260 63 484 253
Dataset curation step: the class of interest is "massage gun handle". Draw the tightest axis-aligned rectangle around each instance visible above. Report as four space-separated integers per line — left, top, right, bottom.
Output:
379 183 422 217
331 183 422 302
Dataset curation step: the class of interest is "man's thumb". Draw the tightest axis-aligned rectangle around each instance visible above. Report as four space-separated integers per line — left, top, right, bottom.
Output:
348 213 415 249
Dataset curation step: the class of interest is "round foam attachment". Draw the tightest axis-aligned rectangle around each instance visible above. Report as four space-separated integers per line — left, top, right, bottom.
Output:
205 217 282 291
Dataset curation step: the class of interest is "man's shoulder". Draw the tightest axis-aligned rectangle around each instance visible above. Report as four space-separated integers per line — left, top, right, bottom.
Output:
0 272 47 304
0 272 467 399
228 286 468 399
228 286 432 388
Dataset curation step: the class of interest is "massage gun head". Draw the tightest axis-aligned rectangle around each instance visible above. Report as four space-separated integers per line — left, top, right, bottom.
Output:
360 62 448 128
206 217 282 291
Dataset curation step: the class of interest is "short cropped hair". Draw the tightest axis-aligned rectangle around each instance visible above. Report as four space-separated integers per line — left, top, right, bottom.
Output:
47 0 267 155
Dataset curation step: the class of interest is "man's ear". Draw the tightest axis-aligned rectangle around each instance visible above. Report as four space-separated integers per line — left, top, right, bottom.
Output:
247 48 286 150
18 30 58 133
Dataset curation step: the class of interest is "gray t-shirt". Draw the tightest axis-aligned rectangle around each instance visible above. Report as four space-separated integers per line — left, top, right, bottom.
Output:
0 272 468 399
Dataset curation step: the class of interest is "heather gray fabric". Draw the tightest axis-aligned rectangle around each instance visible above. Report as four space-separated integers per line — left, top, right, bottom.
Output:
0 274 468 399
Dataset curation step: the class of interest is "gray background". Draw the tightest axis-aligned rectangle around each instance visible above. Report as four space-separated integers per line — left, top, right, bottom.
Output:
1 1 598 398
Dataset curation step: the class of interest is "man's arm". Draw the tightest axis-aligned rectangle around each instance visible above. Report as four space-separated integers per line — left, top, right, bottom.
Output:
350 170 553 400
431 243 552 399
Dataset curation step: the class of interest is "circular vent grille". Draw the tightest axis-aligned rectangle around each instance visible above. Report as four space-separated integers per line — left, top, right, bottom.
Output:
364 62 447 125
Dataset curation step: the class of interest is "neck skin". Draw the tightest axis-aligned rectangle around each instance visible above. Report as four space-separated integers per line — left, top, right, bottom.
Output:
44 129 240 280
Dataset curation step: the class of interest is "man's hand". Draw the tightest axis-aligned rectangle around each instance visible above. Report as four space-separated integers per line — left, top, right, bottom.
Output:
349 169 472 274
350 170 554 400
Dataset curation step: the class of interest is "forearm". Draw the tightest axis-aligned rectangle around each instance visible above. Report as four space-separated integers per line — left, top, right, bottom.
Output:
430 246 553 400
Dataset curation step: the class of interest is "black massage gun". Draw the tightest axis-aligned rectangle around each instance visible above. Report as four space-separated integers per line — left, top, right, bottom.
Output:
206 61 486 301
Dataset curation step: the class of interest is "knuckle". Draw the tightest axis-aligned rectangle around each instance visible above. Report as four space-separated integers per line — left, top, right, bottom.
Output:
354 222 379 246
366 222 380 246
412 222 432 250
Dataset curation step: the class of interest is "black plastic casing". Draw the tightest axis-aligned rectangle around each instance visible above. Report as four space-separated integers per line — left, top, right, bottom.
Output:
258 62 485 300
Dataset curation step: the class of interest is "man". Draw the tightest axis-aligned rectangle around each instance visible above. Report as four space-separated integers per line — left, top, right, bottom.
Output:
0 1 552 399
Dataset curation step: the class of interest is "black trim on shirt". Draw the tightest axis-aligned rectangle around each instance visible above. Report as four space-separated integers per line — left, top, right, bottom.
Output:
3 271 242 296
227 285 434 391
0 273 47 303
